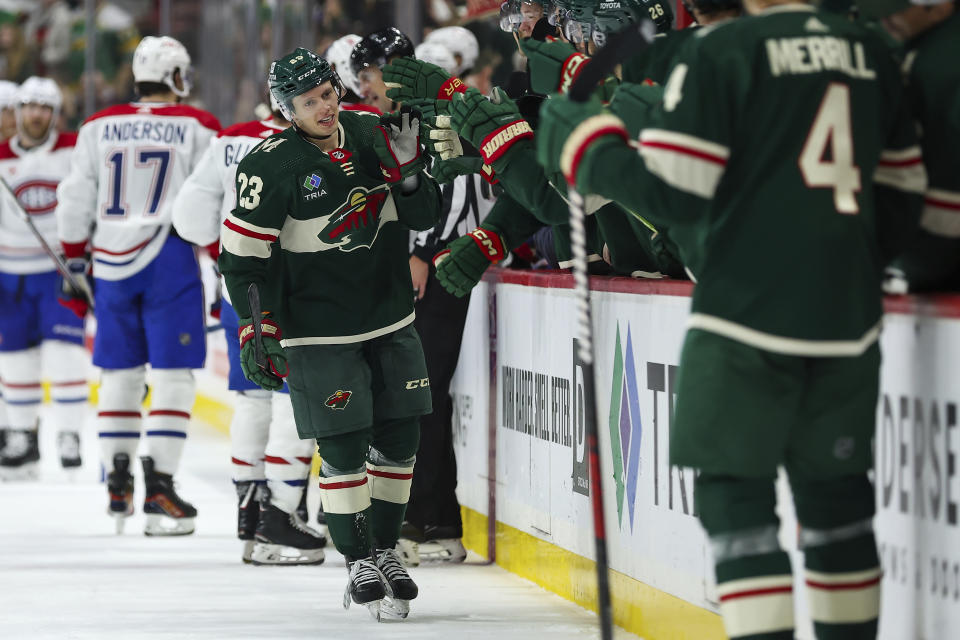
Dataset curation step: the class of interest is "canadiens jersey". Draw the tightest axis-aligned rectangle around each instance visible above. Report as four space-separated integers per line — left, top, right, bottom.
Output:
0 131 77 275
218 109 442 344
56 102 221 280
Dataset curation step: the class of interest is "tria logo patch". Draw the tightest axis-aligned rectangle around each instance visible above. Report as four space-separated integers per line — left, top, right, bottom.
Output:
300 171 328 201
303 173 322 190
325 390 352 410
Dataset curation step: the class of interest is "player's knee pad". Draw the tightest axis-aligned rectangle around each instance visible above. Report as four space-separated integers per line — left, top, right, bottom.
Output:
230 390 272 480
372 416 421 462
695 473 779 538
0 347 42 428
367 445 415 506
98 366 147 462
792 473 881 630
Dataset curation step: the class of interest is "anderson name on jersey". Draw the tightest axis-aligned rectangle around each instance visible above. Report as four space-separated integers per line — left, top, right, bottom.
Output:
0 131 77 274
56 102 221 280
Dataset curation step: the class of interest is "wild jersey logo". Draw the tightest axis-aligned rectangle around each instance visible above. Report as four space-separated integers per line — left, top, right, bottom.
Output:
325 390 352 410
319 186 390 250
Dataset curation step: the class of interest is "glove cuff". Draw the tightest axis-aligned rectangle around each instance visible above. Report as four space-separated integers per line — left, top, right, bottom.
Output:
437 76 467 101
560 114 629 186
479 120 534 165
238 317 282 348
558 53 590 94
467 226 506 264
432 248 451 268
480 164 499 185
62 241 88 260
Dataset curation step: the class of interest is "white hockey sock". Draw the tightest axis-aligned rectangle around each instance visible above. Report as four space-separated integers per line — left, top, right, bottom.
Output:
44 341 90 433
144 368 194 475
264 393 313 513
230 389 271 482
0 347 43 430
97 366 146 465
366 447 415 505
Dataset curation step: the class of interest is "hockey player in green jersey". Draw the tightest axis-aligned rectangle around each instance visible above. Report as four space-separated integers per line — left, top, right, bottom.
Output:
537 0 927 638
218 48 442 621
859 0 960 292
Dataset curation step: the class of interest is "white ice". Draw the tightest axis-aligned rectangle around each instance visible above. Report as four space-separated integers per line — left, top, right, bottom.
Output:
0 419 640 640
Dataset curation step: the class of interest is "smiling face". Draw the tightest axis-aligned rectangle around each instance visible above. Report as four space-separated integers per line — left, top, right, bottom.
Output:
19 103 53 142
291 81 341 139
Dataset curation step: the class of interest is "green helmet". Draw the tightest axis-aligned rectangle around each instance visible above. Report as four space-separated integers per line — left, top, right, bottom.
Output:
268 47 344 121
558 1 672 45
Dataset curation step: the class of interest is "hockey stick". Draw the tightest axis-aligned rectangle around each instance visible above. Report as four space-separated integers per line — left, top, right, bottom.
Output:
564 20 656 640
0 175 93 308
246 283 283 383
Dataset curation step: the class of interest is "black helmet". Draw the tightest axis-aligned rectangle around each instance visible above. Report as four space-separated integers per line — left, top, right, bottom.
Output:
350 27 415 76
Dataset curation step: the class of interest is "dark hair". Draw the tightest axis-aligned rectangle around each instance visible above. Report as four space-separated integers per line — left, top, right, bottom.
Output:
135 81 171 98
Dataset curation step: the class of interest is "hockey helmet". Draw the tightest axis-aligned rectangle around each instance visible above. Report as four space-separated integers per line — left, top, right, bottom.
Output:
350 27 415 76
16 76 62 111
424 26 480 75
132 35 193 98
414 42 459 75
269 48 345 122
0 80 19 109
591 0 674 44
857 0 950 19
499 0 557 33
325 34 364 96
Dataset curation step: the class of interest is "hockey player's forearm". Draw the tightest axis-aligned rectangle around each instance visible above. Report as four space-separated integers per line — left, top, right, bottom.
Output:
219 255 268 319
483 193 547 250
394 173 443 231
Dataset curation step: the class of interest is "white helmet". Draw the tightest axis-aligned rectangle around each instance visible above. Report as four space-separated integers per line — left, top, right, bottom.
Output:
132 36 193 98
325 34 363 96
0 80 18 109
425 27 479 76
17 76 62 111
414 42 458 76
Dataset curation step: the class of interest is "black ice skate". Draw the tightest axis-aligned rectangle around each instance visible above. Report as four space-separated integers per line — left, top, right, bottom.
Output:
342 557 388 621
107 453 134 534
57 431 82 469
141 456 196 536
251 491 326 566
236 481 263 563
295 487 308 523
375 547 418 619
0 429 40 481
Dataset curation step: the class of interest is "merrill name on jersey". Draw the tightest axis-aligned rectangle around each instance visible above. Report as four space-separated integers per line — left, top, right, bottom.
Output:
766 36 876 80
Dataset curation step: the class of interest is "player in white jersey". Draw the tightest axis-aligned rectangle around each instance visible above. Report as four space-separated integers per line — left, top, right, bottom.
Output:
0 77 89 479
55 36 221 535
172 97 326 565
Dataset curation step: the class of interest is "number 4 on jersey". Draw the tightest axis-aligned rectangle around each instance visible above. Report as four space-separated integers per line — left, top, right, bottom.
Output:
799 83 861 214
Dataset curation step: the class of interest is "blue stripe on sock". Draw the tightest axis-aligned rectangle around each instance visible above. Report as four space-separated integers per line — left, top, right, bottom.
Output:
5 398 42 405
98 431 141 438
282 479 307 487
54 397 89 404
145 430 187 438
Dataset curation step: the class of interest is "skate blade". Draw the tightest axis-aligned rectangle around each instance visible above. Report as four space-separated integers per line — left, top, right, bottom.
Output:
112 512 132 535
144 514 195 536
241 540 255 564
379 597 410 620
249 542 325 566
0 463 39 482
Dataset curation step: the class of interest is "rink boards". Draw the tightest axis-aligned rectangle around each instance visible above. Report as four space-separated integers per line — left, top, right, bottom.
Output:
445 270 960 640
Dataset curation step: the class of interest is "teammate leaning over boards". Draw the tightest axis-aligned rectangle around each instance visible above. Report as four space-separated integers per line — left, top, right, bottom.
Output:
0 78 89 479
56 36 221 535
218 48 441 621
171 93 326 565
862 0 960 292
351 27 415 115
539 0 926 637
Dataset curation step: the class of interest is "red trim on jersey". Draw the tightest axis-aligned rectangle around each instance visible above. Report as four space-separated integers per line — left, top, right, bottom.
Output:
98 410 142 418
51 131 78 151
568 125 629 185
319 477 369 490
84 103 222 132
217 119 281 139
367 469 414 481
719 585 793 602
148 409 191 419
806 575 882 592
93 235 155 256
0 140 15 160
641 140 728 166
223 218 278 242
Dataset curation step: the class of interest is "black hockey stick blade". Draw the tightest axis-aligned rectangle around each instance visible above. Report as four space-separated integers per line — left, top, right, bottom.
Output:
246 283 281 381
567 19 657 104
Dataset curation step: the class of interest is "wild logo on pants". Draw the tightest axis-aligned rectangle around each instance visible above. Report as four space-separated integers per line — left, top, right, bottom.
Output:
325 389 352 410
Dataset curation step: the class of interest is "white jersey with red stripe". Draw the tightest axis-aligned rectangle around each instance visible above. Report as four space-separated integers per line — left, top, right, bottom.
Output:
0 131 77 275
55 102 221 280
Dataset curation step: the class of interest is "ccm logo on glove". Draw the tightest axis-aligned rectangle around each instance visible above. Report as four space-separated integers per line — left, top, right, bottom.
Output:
480 121 534 164
468 228 506 262
559 53 589 94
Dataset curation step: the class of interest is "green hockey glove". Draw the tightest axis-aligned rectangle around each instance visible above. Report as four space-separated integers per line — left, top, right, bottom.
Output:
449 87 533 169
608 81 663 138
433 224 507 297
238 315 288 391
430 155 484 184
383 56 467 103
519 37 589 95
374 105 426 183
536 95 627 186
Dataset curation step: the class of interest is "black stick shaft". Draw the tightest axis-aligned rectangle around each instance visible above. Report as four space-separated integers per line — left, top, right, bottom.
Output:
246 283 269 372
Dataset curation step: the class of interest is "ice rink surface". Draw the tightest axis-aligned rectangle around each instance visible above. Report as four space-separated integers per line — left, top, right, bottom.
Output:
0 419 640 640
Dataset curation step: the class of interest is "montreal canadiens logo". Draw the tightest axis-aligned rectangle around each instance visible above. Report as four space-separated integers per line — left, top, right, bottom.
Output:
15 180 58 215
324 390 352 410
